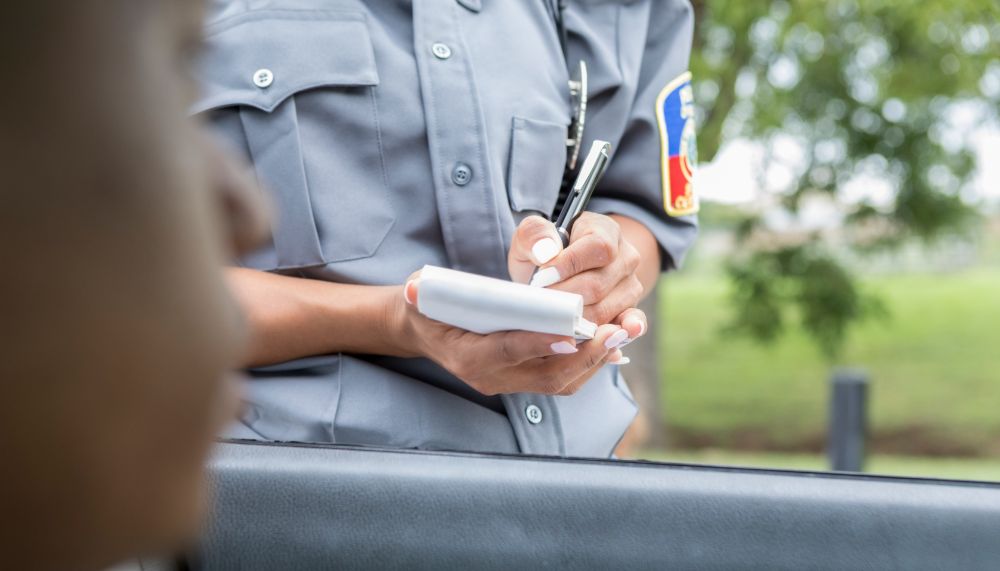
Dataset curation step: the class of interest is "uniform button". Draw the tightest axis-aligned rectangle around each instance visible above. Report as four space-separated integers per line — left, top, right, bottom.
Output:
452 163 473 186
253 68 274 89
431 43 453 60
525 404 543 425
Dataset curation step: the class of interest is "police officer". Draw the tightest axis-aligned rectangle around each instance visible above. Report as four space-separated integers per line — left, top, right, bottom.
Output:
194 0 698 458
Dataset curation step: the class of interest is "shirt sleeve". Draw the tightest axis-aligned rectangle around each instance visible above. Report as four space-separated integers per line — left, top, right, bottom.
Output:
563 0 698 271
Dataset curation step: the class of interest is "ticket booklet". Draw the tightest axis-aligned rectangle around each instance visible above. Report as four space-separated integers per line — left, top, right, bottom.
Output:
415 265 598 339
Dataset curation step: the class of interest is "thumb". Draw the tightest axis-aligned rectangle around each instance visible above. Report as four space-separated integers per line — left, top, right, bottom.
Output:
508 215 562 284
403 270 422 306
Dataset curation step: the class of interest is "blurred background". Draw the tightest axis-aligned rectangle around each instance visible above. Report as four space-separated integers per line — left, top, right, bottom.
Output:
629 0 1000 480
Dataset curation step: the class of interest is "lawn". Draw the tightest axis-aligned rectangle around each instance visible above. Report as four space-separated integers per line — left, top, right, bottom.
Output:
657 267 1000 456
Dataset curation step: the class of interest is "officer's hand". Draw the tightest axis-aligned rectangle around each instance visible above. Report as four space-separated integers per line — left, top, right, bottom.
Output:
394 276 627 396
509 213 647 344
507 215 565 285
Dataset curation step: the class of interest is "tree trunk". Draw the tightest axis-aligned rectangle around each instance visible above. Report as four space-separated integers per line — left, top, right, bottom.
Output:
614 287 666 456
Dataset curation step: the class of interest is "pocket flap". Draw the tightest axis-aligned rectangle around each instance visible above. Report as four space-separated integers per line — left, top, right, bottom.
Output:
507 116 569 216
193 10 379 114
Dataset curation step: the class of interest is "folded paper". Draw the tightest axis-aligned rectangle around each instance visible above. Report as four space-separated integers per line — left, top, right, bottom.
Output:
416 265 597 339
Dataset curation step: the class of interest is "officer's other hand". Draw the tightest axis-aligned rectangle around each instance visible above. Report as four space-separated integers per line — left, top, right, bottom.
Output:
393 275 627 396
517 212 647 342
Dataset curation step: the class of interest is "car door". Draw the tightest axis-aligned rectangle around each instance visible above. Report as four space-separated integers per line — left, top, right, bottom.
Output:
180 439 1000 570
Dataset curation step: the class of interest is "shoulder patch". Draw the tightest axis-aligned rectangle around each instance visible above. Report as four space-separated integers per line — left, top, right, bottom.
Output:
655 71 698 217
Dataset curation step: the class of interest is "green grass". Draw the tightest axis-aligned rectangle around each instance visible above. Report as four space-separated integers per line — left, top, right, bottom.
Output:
640 449 1000 482
657 267 1000 455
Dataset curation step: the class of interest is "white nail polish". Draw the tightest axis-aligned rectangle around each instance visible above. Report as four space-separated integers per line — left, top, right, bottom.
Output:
624 317 646 338
403 280 416 305
529 266 561 288
604 329 629 349
610 357 631 366
550 341 578 355
531 238 560 265
616 337 634 350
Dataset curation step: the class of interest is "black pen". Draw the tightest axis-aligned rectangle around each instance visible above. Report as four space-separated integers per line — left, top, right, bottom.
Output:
530 140 612 288
553 139 612 247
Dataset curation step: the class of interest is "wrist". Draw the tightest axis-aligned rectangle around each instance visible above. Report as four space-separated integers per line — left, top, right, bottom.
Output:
609 214 661 295
376 285 423 358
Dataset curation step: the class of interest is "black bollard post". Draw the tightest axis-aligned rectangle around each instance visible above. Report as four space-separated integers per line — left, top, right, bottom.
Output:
828 369 869 472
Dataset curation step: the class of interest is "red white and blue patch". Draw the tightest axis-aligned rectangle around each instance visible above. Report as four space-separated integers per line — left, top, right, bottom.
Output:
655 71 698 217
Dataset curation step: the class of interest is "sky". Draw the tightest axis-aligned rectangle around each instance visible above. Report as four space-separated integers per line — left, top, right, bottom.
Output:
695 115 1000 213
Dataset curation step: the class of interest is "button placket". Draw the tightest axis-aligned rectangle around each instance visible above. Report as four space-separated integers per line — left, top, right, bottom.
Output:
412 0 506 276
452 163 473 186
431 43 453 60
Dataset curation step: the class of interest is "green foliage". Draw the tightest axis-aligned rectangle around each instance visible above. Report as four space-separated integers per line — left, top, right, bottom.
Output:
691 201 751 231
688 0 1000 355
725 245 884 360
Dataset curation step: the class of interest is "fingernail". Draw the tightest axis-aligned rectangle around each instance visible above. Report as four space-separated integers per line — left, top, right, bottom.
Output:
404 280 416 305
610 356 631 366
530 266 561 288
531 238 560 265
604 329 629 349
615 337 634 350
624 317 646 338
550 341 578 354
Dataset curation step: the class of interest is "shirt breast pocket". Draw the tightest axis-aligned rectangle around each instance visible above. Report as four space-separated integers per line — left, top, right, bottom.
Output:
507 117 569 219
194 10 394 271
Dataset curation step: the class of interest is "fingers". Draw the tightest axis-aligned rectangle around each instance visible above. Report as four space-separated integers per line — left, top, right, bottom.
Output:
524 324 627 394
483 331 579 364
530 213 623 288
595 308 648 369
443 323 640 396
508 215 562 284
444 330 580 394
555 313 642 395
555 311 646 395
530 234 616 288
557 347 625 396
547 256 623 304
580 275 644 326
614 307 647 340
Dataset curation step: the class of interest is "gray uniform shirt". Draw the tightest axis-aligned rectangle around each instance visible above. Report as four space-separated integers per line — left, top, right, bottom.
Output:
195 0 697 458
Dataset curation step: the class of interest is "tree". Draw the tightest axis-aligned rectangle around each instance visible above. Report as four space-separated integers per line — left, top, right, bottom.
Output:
689 0 1000 359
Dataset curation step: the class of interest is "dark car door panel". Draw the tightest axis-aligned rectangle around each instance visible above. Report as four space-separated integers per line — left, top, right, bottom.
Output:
195 440 1000 570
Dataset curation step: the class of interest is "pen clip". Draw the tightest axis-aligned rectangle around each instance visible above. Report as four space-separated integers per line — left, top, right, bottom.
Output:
572 141 610 193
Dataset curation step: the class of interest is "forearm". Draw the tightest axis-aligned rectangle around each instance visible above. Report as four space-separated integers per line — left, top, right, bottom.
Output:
609 214 662 297
226 268 412 368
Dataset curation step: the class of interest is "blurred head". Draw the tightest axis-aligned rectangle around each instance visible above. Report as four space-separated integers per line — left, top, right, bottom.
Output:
0 1 266 570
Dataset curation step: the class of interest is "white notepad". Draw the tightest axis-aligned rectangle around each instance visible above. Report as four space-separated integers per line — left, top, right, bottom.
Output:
416 265 598 339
